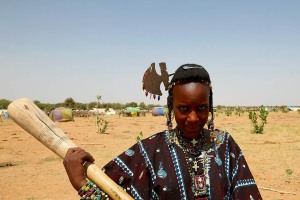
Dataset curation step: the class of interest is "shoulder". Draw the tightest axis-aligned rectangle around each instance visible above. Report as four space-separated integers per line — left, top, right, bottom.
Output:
209 129 240 149
124 131 167 151
210 129 228 146
137 131 166 142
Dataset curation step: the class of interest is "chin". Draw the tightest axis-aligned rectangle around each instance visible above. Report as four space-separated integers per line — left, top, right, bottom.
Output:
183 129 202 138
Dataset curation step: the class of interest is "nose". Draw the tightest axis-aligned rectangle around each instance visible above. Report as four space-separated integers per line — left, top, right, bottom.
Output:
188 110 199 123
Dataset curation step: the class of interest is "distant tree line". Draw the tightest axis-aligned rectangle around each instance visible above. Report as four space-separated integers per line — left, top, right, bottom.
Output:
215 105 293 114
0 99 11 109
0 98 164 112
1 98 296 114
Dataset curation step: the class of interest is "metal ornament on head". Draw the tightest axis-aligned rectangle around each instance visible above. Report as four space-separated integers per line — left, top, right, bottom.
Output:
142 62 173 101
142 62 176 142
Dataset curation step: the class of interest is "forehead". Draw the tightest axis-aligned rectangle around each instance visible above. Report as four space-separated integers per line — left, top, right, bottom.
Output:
172 82 209 103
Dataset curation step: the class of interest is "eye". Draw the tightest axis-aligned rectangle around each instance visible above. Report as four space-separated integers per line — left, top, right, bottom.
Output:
178 106 189 112
198 105 208 110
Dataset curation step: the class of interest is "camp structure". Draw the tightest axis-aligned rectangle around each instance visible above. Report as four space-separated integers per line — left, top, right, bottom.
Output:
152 107 166 116
0 109 9 120
49 107 73 122
124 107 141 117
90 108 116 115
288 106 300 111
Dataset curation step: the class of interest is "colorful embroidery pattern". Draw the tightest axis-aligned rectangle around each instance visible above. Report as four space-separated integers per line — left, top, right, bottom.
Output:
113 157 133 177
165 131 188 200
138 141 156 184
100 130 262 199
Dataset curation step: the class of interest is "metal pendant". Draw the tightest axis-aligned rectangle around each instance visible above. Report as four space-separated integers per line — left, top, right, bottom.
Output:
193 174 207 196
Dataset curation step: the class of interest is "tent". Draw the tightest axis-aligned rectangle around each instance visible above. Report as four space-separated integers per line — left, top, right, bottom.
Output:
125 107 141 117
90 108 116 115
288 106 300 111
152 107 165 116
0 109 9 120
49 107 73 122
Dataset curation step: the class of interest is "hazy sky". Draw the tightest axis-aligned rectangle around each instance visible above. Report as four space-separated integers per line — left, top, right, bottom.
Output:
1 1 299 106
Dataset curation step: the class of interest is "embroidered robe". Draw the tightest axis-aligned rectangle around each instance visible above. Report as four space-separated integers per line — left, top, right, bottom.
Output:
102 129 262 200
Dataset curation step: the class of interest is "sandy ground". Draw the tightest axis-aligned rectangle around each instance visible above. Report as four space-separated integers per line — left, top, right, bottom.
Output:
0 112 299 200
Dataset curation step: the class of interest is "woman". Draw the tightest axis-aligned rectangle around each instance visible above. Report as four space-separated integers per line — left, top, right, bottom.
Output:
64 64 262 199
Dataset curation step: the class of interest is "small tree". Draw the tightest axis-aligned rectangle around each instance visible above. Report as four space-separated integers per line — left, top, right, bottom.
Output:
64 97 75 109
225 107 233 116
234 106 244 116
139 102 146 110
248 105 269 134
0 99 11 109
96 95 102 108
95 95 109 134
96 115 109 134
126 102 138 108
280 105 289 113
259 105 269 124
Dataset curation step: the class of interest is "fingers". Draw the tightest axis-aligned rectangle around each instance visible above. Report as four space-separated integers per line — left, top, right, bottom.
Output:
84 151 95 163
66 147 95 163
63 148 90 191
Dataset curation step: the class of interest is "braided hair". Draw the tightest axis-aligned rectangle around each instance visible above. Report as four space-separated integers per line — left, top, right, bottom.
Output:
166 64 214 134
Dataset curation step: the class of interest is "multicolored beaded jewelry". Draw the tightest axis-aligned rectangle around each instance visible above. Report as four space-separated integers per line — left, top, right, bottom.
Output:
175 128 213 198
176 130 208 156
78 180 110 200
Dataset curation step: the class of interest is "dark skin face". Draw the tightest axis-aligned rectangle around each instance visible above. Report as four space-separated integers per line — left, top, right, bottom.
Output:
172 82 210 139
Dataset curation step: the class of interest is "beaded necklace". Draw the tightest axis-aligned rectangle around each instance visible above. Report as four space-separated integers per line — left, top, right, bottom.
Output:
175 128 213 198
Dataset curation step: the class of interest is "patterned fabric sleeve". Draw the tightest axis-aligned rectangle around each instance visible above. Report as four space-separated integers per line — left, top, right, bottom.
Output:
102 140 153 199
226 134 262 200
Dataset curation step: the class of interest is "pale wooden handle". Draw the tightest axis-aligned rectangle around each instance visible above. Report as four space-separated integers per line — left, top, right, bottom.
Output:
7 98 133 200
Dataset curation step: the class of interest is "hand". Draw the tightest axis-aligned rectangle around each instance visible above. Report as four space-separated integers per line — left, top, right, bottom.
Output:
63 147 95 190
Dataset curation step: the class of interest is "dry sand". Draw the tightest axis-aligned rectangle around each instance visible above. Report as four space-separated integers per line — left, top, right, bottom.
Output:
0 112 299 200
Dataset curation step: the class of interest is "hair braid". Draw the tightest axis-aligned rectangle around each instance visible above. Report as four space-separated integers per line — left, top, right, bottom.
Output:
166 90 175 142
207 87 214 131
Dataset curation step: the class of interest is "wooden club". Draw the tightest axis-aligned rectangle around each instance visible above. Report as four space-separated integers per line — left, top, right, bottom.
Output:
7 98 133 200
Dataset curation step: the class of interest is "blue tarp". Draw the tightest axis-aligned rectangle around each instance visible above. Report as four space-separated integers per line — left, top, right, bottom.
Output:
152 107 165 116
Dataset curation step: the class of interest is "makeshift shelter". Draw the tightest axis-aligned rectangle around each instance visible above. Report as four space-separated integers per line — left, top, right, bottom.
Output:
125 107 141 117
288 106 300 111
0 109 9 120
90 108 116 115
152 107 165 116
49 107 73 122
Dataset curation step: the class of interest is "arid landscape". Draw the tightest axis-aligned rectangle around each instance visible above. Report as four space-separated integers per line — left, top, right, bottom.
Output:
1 111 299 200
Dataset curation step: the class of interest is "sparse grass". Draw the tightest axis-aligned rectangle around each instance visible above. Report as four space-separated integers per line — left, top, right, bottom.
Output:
39 155 61 163
25 197 37 200
122 130 130 133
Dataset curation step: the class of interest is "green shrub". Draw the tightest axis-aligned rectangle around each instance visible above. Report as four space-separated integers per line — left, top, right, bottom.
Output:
249 105 268 134
96 115 109 134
